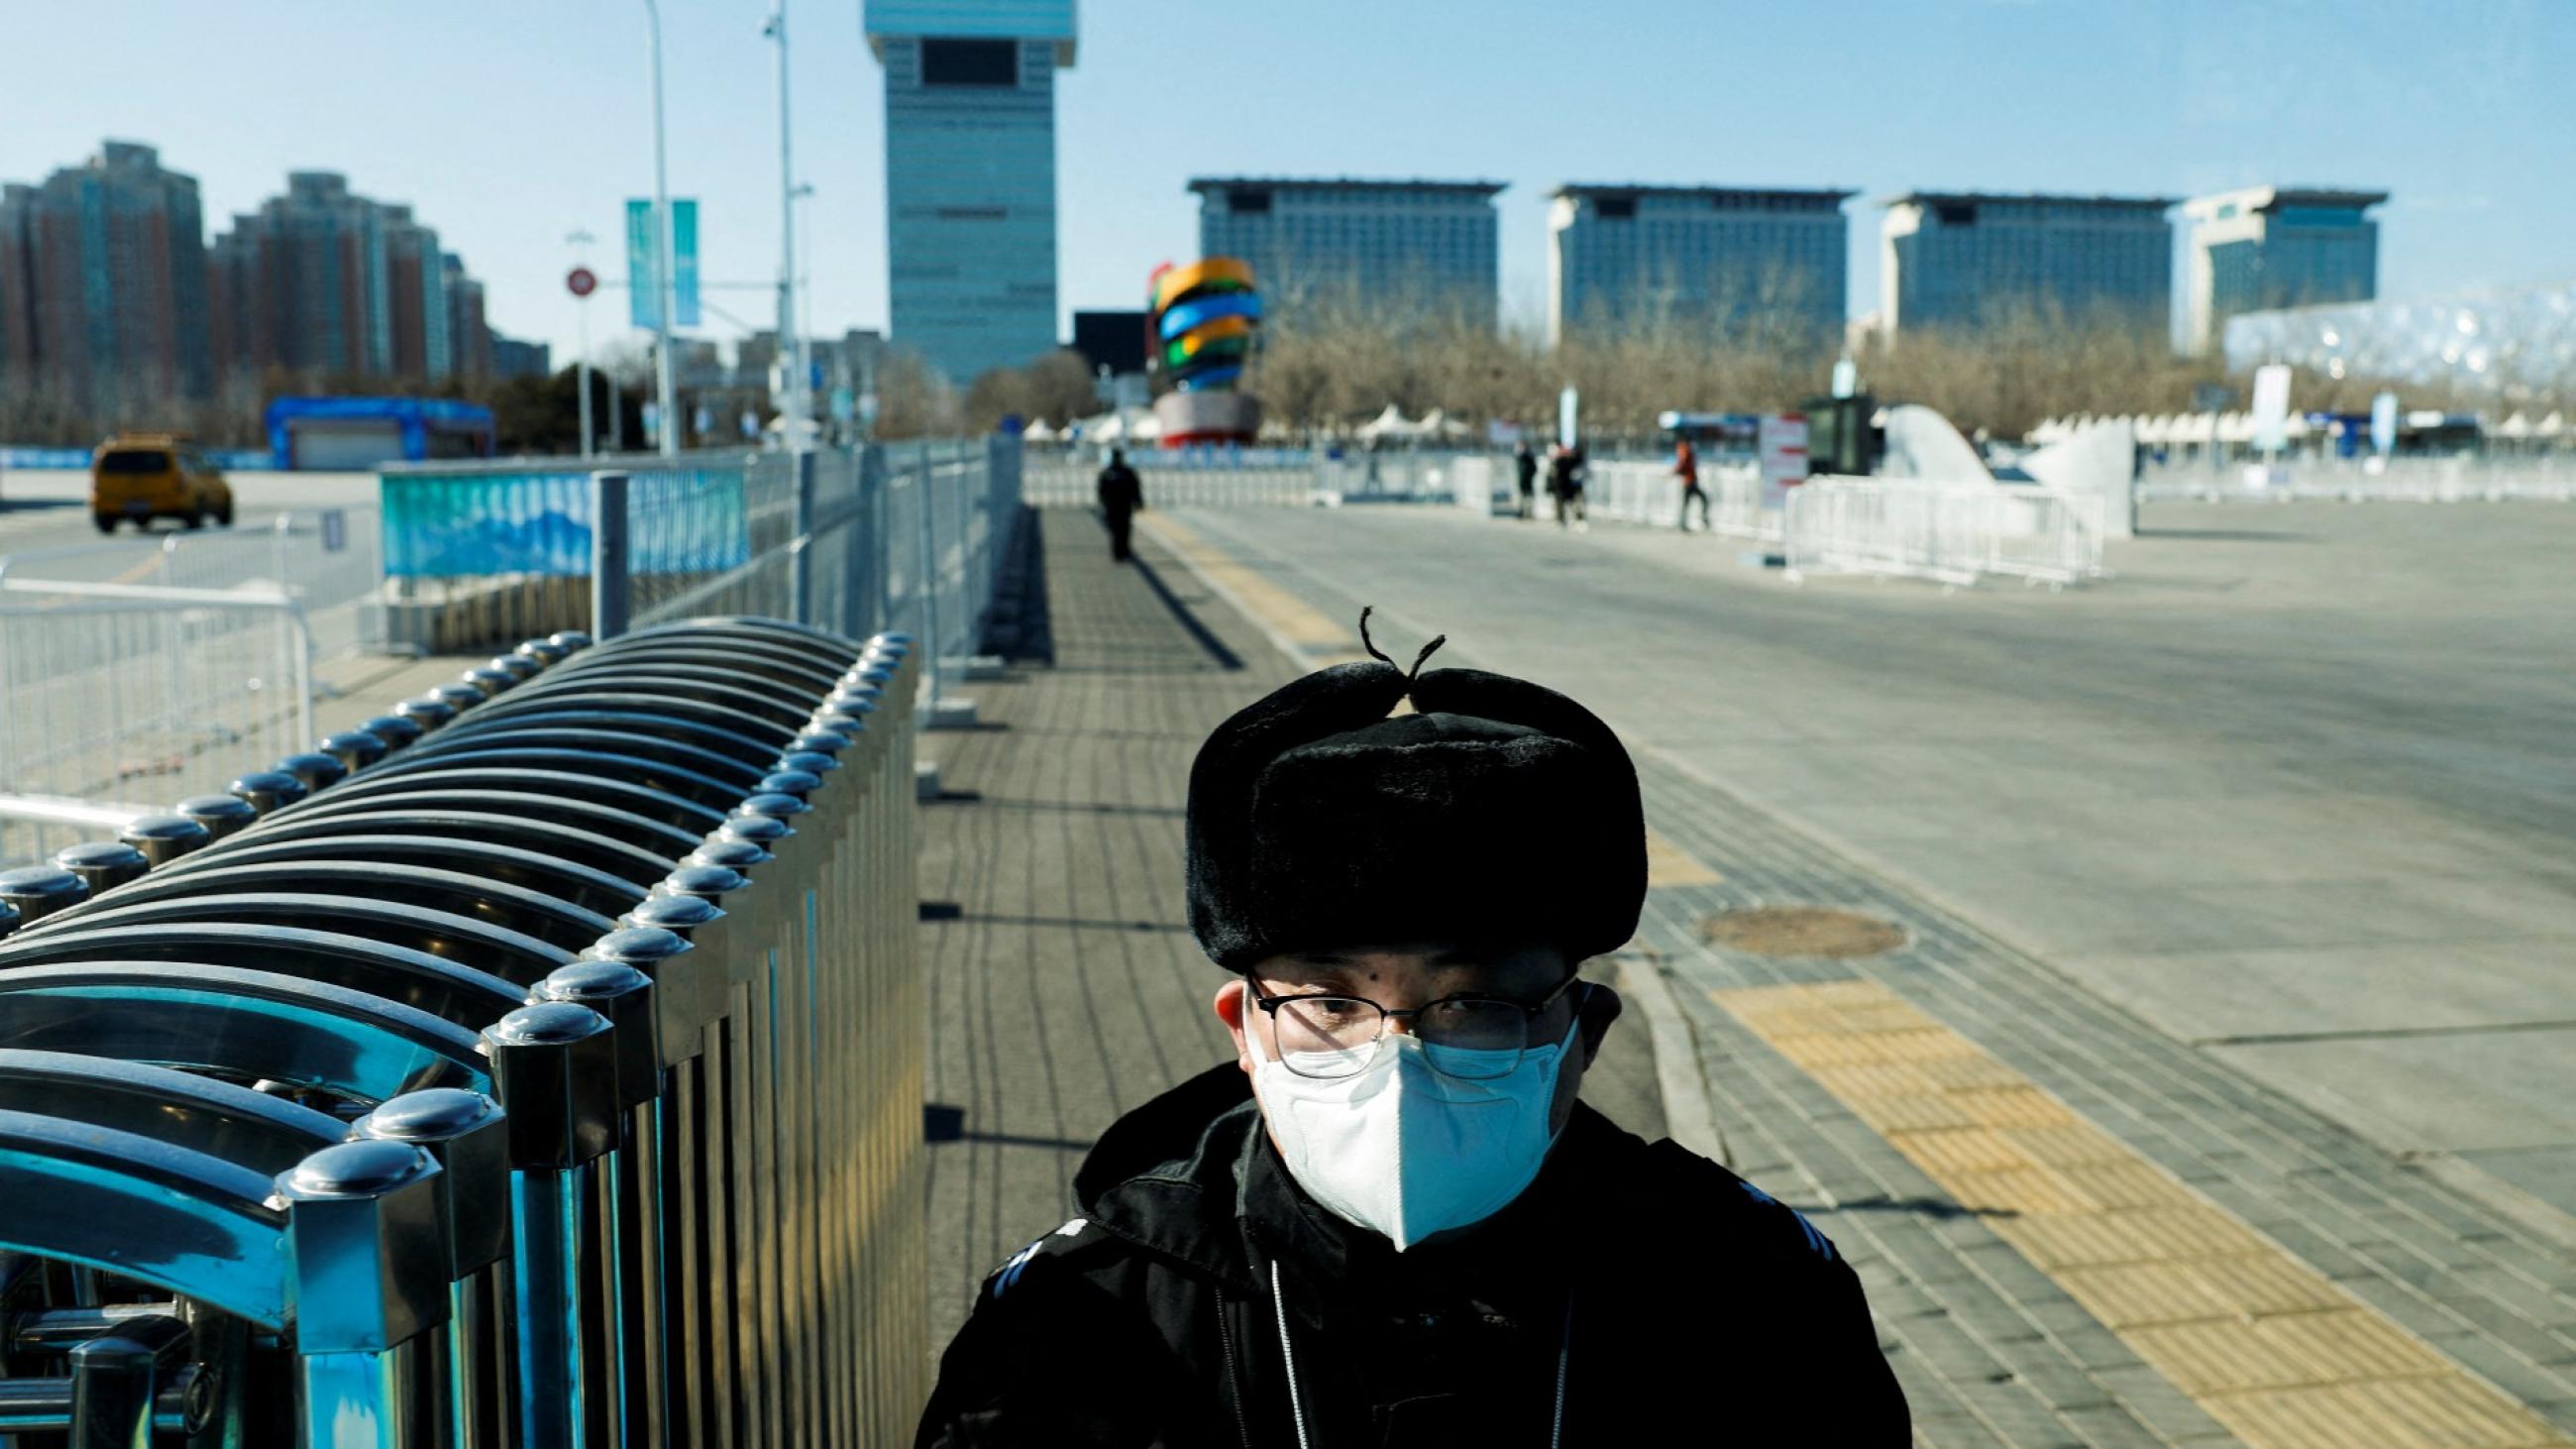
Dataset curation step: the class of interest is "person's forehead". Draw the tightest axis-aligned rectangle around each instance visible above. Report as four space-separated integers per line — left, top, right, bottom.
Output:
1263 942 1563 987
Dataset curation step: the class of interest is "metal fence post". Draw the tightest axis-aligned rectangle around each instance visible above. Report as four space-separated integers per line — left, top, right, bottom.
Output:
916 450 943 708
591 472 630 641
861 445 888 639
790 449 816 627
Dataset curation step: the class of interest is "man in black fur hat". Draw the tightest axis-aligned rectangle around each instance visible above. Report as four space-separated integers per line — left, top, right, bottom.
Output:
917 615 1908 1446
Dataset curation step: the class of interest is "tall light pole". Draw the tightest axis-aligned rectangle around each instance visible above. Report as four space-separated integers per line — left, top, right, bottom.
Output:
792 181 814 440
568 229 596 459
765 5 801 450
644 0 680 457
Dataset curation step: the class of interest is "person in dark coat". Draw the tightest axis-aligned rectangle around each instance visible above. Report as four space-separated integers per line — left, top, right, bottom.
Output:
916 620 1909 1446
1512 438 1538 519
1097 448 1144 562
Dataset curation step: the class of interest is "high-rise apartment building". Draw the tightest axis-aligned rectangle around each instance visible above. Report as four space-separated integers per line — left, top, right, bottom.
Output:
207 172 488 383
0 142 211 410
865 0 1076 385
2181 185 2385 355
1190 177 1504 325
1879 192 2175 334
1548 184 1852 344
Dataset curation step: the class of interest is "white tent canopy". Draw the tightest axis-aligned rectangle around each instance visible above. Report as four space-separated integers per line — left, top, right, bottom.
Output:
1354 403 1430 442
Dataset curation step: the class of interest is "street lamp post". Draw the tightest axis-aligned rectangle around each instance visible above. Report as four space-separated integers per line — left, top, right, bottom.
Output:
766 5 801 450
643 0 680 457
568 229 596 459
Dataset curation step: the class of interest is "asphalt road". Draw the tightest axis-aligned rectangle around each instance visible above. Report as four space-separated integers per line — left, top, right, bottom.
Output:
0 469 377 586
1166 498 2576 1223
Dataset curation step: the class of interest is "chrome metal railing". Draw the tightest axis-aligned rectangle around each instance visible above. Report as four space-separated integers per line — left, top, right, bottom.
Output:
0 618 925 1447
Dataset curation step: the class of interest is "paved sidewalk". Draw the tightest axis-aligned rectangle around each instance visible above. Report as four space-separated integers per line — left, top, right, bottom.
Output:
911 508 1664 1358
1131 504 2576 1448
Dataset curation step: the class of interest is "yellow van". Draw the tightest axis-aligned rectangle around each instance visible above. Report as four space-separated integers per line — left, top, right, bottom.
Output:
89 434 234 532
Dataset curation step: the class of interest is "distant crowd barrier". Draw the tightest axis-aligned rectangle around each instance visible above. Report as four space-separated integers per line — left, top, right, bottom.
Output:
0 508 387 868
1579 460 1777 541
1020 448 1464 508
0 620 925 1446
1784 479 2106 587
2136 454 2576 503
376 441 1021 688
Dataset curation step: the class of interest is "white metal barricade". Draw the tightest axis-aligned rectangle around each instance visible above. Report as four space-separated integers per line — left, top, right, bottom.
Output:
1783 480 2105 588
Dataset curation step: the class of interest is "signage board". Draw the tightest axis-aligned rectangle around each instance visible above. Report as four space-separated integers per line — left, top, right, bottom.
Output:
1758 411 1809 509
2371 391 2399 455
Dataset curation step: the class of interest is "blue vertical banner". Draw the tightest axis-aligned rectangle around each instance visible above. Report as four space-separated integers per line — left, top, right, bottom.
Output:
624 199 701 330
671 199 699 327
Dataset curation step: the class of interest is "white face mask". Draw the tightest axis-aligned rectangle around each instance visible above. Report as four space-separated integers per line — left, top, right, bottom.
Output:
1252 1015 1579 1252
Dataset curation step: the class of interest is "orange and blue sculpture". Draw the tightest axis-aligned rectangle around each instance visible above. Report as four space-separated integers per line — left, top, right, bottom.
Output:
1147 258 1264 446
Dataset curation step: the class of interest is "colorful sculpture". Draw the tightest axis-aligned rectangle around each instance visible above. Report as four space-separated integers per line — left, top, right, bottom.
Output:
1147 257 1264 446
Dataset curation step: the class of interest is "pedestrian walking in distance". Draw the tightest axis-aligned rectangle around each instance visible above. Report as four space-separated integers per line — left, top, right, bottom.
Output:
1513 437 1539 520
1675 435 1710 531
1549 441 1589 531
915 612 1909 1445
1096 447 1143 563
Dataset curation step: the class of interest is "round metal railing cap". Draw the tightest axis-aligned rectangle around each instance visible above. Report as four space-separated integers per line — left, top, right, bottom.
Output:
317 730 388 770
282 1139 436 1197
741 790 812 819
0 866 88 909
486 1001 611 1048
660 863 750 898
824 691 880 718
775 750 839 777
517 638 572 666
430 683 486 711
123 814 209 843
548 629 594 652
583 926 691 963
853 664 898 688
718 813 793 843
791 727 851 755
360 1087 500 1142
395 696 459 728
228 770 309 810
537 959 652 1004
55 839 149 873
757 770 823 799
274 752 349 791
872 630 914 648
490 653 544 683
459 666 516 698
810 711 868 737
687 838 771 870
625 895 721 932
177 793 261 834
357 715 425 749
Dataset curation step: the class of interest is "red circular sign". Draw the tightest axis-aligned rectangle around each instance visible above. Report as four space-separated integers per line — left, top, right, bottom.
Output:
567 267 598 298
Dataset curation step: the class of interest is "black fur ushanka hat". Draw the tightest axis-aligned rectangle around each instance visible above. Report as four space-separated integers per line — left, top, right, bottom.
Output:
1185 613 1645 970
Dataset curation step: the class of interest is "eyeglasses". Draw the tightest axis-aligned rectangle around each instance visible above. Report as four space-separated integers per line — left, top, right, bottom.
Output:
1244 970 1586 1080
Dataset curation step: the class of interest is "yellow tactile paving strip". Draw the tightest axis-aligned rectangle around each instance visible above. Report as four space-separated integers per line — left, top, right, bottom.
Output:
1133 512 1358 663
1643 828 1723 887
1716 979 2570 1448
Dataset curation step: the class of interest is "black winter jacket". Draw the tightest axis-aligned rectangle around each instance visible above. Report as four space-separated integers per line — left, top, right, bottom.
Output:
916 1064 1908 1447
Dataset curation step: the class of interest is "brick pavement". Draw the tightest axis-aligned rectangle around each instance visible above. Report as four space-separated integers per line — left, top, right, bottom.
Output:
911 508 1664 1359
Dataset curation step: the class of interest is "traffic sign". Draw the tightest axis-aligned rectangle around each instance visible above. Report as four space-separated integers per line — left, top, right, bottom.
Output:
567 267 597 298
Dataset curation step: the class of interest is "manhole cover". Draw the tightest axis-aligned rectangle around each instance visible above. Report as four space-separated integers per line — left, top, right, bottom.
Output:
1699 907 1905 959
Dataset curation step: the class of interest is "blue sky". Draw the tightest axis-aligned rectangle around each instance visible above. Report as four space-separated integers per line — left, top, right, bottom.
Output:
7 0 2569 367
